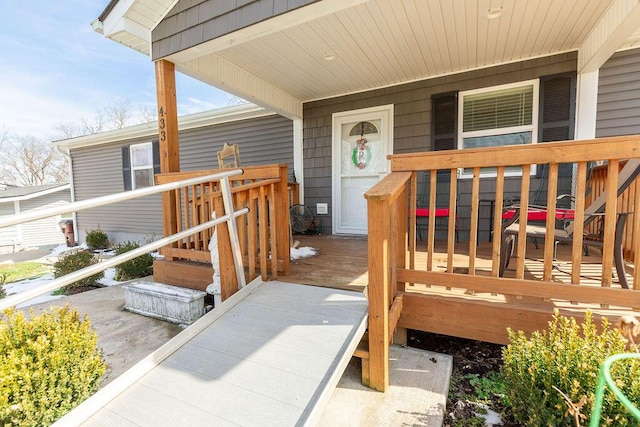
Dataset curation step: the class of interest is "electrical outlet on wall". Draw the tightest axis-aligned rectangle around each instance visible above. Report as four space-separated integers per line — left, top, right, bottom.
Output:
317 203 328 215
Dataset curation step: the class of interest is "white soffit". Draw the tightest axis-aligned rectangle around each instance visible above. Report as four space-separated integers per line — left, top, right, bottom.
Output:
99 0 177 55
98 0 640 104
578 0 640 72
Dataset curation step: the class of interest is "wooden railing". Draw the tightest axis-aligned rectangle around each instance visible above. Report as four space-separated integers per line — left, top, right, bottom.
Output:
364 135 640 392
155 164 290 299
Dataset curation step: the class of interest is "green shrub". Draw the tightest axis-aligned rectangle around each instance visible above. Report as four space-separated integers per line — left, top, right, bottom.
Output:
502 310 640 426
85 228 109 250
53 250 103 292
0 306 106 426
114 241 153 281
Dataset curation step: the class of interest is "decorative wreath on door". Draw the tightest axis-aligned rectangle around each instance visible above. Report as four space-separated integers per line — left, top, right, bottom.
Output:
352 137 371 169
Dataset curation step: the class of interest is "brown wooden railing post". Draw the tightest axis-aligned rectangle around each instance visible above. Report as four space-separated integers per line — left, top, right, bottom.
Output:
215 197 239 300
367 196 390 392
365 171 412 392
276 165 291 275
155 60 180 257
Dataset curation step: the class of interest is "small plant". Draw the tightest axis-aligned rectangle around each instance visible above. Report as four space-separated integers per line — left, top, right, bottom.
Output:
0 306 106 426
53 250 103 293
0 273 6 299
114 241 154 281
465 371 506 404
85 227 109 250
502 310 640 426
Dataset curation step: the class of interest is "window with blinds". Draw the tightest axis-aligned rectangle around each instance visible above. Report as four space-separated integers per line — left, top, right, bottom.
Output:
458 79 539 177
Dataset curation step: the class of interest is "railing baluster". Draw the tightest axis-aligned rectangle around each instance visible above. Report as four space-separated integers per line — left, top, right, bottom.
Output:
491 166 505 278
634 177 640 292
543 163 559 282
248 189 258 280
409 172 417 272
516 164 531 279
468 167 480 276
259 185 268 280
571 162 588 285
268 184 278 279
427 170 437 273
446 168 457 274
602 160 620 289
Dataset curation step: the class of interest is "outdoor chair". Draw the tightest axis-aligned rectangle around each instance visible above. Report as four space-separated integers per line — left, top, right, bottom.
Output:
415 193 459 242
499 158 640 289
217 142 240 169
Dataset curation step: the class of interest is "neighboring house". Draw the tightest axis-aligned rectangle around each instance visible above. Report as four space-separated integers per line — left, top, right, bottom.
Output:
54 104 293 245
0 184 71 254
94 0 640 239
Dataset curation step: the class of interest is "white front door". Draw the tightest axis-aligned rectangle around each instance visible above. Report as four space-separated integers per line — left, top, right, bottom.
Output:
332 105 394 235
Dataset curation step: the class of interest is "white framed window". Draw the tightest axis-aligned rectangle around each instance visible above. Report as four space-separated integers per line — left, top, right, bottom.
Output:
457 79 539 178
130 142 154 189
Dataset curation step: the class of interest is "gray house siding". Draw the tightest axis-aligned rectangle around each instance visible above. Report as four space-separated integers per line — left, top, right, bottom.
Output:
597 47 640 138
303 53 578 238
71 114 293 245
152 0 320 60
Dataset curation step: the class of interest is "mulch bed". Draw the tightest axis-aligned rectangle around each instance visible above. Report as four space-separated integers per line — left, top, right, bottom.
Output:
408 330 522 426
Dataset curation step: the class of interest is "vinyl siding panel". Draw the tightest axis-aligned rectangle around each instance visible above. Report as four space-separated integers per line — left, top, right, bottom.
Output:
71 114 292 245
152 0 320 60
0 202 18 253
303 53 577 236
596 47 640 137
20 192 70 247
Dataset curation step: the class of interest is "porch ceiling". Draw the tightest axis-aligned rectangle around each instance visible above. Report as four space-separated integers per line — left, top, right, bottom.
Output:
99 0 640 117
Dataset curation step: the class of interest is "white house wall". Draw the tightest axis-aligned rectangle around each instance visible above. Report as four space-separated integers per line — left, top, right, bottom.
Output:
0 202 18 254
20 192 70 248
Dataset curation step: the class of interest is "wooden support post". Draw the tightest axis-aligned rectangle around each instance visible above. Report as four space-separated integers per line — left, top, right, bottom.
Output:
276 165 291 275
367 198 390 392
214 197 239 301
155 60 180 248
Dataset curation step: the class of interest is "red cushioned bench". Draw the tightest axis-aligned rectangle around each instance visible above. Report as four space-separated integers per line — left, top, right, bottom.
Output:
502 208 575 221
413 208 458 241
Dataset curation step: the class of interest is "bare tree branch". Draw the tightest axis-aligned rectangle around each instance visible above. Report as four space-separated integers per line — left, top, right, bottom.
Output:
0 135 68 186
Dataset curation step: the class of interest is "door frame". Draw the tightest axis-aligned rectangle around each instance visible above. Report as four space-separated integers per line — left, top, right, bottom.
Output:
331 104 394 235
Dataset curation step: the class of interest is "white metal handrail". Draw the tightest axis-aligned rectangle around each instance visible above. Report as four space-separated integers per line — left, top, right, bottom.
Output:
0 170 247 310
0 169 243 228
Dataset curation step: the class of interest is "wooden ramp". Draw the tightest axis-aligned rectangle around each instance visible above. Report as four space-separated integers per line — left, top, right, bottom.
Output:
57 279 368 427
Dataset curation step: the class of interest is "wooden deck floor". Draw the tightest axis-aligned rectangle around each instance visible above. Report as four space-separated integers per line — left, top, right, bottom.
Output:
285 234 635 290
59 280 368 426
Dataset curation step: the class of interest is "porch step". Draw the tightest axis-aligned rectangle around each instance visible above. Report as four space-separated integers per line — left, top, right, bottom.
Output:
123 281 207 325
153 259 213 291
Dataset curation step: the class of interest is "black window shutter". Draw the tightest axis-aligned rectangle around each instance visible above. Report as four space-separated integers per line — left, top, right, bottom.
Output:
152 140 161 176
122 145 132 191
431 92 458 151
537 72 576 177
539 73 576 142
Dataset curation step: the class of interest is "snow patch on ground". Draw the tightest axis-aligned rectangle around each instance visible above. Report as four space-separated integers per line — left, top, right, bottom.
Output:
476 404 502 426
290 246 318 260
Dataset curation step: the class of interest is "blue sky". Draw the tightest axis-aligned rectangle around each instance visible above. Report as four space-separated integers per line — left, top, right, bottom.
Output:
0 1 235 139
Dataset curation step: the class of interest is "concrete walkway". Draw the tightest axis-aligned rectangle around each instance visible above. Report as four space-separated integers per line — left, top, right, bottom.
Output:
0 248 56 264
25 284 451 425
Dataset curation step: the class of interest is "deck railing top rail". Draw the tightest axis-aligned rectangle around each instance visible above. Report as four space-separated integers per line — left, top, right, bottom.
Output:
389 135 640 171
